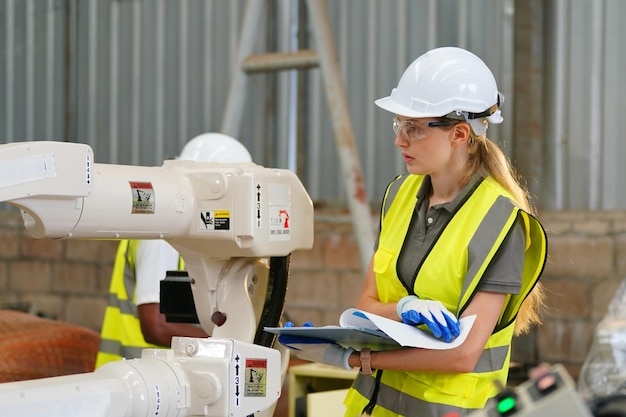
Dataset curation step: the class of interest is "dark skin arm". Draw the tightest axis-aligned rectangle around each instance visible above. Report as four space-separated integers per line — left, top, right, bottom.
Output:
138 303 209 347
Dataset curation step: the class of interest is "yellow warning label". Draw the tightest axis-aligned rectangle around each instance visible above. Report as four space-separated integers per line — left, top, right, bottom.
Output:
198 209 230 231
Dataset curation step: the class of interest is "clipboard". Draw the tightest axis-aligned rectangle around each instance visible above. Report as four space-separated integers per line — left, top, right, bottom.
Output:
265 308 476 351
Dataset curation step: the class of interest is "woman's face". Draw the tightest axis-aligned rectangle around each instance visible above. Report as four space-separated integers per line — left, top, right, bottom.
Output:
393 116 459 176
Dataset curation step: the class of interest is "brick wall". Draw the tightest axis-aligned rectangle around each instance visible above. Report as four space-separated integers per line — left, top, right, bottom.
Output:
534 211 626 379
1 209 624 381
0 211 117 329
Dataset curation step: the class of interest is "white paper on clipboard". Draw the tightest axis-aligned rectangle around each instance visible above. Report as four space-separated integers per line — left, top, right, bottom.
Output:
265 308 476 350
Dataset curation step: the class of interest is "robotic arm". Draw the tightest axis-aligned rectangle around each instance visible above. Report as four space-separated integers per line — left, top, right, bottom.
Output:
0 141 314 417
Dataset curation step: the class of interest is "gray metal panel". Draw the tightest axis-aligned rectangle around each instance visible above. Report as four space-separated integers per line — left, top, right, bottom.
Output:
1 0 66 143
71 0 249 166
2 0 622 211
601 0 626 209
544 0 626 210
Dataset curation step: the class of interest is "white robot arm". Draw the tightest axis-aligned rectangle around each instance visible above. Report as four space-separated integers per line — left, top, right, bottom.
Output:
2 338 283 417
0 141 314 417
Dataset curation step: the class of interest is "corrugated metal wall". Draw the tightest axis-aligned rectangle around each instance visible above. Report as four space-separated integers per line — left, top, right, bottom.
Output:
1 0 250 163
544 0 626 210
311 0 514 207
1 0 623 210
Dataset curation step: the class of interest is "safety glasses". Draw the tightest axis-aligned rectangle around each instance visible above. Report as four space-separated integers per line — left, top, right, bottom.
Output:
392 117 456 142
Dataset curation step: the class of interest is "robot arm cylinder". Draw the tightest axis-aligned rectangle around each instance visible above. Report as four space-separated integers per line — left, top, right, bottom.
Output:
0 141 93 238
0 141 196 240
0 141 314 257
0 338 282 417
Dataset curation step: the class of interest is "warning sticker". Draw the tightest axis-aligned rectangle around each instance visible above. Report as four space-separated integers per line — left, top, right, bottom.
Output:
244 358 267 397
269 206 291 241
130 181 155 214
198 210 230 231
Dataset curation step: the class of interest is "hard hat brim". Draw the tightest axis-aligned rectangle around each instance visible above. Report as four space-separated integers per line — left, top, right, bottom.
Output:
374 96 448 119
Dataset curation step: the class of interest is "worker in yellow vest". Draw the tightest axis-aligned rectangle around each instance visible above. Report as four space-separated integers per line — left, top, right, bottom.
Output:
95 133 253 368
281 47 547 417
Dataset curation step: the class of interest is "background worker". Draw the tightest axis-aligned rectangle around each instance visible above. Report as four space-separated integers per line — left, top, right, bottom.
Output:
282 47 547 417
95 133 253 368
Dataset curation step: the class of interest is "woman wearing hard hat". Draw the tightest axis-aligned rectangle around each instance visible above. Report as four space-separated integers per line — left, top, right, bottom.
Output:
284 47 547 417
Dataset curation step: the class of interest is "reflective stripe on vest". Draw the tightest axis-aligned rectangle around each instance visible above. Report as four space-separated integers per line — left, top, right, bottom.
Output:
95 240 150 368
95 240 186 368
98 338 143 361
344 174 547 413
349 373 482 417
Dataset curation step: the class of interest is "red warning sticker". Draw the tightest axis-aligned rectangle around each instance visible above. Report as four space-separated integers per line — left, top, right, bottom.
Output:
244 358 267 397
130 181 155 214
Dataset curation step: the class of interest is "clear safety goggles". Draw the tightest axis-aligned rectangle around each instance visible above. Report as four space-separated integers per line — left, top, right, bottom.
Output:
392 117 456 142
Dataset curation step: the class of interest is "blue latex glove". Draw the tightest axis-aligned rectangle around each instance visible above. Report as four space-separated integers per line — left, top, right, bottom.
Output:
278 333 354 370
284 321 313 328
396 295 460 343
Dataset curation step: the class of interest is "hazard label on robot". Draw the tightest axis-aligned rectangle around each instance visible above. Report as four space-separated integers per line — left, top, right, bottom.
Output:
130 181 155 214
245 358 268 397
198 209 231 231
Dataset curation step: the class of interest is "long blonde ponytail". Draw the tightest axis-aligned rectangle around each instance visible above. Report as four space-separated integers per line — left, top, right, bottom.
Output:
465 131 545 335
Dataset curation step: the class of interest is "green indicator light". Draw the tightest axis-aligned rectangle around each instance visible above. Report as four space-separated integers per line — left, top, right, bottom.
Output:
497 396 516 414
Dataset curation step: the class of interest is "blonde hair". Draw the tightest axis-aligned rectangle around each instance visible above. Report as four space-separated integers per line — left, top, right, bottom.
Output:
464 127 545 335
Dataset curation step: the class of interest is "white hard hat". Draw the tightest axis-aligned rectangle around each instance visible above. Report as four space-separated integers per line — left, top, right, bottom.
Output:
375 47 504 136
179 133 252 163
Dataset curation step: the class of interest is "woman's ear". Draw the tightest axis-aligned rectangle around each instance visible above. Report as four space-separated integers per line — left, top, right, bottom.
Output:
451 122 471 144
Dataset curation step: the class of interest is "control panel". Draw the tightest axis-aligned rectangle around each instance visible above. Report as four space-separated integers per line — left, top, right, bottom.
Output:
466 364 593 417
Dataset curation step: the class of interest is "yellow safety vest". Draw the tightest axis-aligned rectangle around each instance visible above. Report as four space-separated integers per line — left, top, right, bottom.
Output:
95 240 184 369
344 175 547 416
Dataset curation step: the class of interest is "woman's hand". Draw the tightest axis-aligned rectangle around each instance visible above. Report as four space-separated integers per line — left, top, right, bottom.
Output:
396 295 460 342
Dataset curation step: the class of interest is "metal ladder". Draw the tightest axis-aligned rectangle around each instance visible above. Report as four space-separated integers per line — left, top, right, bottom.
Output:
221 0 374 273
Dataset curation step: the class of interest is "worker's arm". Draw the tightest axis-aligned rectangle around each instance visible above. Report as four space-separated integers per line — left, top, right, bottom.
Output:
138 303 209 346
354 256 401 320
351 256 506 373
349 291 505 373
135 240 209 346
